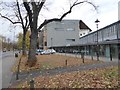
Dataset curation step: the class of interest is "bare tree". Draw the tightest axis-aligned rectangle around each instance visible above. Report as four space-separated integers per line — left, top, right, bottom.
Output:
23 0 97 66
0 0 29 55
16 0 29 55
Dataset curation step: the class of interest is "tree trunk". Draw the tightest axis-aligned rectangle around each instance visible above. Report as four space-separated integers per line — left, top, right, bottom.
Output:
22 30 27 56
27 28 38 67
27 5 39 67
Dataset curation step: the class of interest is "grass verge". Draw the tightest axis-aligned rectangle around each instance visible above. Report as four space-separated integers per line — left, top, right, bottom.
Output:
12 54 103 73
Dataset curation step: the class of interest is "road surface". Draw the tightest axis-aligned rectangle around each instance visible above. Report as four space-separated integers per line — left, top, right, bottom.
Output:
1 51 17 89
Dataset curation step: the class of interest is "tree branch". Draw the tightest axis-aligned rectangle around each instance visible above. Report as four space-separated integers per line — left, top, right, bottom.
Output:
37 0 96 31
23 1 33 26
0 13 21 24
37 0 45 13
24 15 29 28
16 0 25 29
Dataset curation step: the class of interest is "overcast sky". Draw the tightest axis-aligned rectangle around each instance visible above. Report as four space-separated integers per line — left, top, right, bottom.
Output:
0 0 119 41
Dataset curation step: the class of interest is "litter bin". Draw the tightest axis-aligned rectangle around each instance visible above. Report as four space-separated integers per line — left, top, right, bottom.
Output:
15 53 18 57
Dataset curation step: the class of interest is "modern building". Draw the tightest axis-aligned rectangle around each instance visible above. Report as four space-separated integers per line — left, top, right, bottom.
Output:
53 20 119 61
41 20 91 50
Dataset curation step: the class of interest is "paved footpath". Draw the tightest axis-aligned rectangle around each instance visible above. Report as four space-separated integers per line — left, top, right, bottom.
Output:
9 61 118 87
1 51 17 89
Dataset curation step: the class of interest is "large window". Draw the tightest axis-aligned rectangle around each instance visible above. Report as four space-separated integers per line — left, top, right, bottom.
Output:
111 45 118 58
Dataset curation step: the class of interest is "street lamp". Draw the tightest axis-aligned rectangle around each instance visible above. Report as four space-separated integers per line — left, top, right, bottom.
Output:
95 19 100 30
95 19 100 61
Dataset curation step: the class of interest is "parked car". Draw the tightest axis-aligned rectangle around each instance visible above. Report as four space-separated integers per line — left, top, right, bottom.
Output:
49 49 56 54
3 48 6 52
36 49 44 55
72 50 80 54
41 49 56 55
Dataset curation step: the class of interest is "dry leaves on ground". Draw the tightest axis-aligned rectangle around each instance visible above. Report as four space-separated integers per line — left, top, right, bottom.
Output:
12 66 118 88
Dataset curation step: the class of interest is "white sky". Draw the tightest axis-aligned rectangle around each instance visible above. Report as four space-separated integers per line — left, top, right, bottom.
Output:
0 0 119 41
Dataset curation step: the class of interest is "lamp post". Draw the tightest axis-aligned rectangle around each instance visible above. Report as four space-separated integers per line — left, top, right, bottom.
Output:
95 19 100 61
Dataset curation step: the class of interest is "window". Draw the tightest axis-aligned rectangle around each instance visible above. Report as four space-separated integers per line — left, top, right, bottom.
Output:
80 34 82 36
55 28 64 31
67 28 75 31
66 39 75 42
44 41 47 46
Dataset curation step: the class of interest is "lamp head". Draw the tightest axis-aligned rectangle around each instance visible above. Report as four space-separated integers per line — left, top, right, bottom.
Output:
95 19 100 23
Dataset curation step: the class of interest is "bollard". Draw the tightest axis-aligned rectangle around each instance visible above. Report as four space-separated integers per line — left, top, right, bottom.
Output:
30 79 34 90
15 53 18 58
81 52 84 63
16 57 22 80
91 55 93 60
82 56 84 63
96 52 99 61
16 64 20 80
65 59 67 66
110 53 112 61
16 71 19 80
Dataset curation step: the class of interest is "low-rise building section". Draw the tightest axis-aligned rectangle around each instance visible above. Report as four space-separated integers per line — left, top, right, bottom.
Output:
77 20 120 60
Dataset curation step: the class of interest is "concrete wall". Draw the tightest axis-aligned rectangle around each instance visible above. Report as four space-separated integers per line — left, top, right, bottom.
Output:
46 20 81 48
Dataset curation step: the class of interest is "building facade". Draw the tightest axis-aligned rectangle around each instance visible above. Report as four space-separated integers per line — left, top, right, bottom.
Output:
52 20 120 61
77 20 120 60
41 20 91 50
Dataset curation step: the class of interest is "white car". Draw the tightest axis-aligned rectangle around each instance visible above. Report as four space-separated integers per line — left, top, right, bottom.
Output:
48 49 56 54
36 49 44 55
3 48 6 52
41 49 56 55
